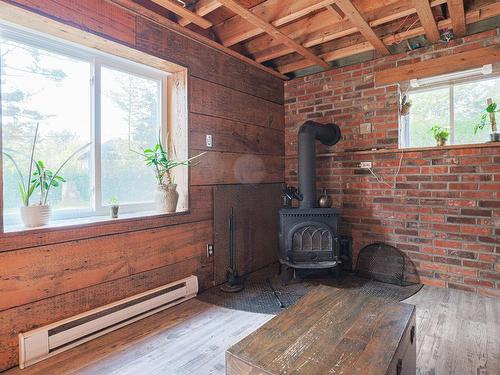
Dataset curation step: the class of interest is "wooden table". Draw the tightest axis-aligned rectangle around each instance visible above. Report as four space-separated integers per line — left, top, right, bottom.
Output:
226 285 416 375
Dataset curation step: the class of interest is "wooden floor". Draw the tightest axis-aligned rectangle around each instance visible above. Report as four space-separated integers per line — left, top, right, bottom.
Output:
3 286 499 375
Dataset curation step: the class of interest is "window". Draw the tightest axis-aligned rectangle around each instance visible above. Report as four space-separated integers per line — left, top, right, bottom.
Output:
1 23 170 227
400 74 500 148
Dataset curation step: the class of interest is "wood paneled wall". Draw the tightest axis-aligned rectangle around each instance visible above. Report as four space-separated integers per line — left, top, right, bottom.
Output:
0 0 284 371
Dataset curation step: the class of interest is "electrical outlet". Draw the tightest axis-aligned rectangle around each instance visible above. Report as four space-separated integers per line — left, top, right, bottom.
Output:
207 244 214 257
359 161 372 169
206 134 213 148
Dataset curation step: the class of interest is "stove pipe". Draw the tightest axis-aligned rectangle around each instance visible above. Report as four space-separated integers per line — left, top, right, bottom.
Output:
298 121 341 209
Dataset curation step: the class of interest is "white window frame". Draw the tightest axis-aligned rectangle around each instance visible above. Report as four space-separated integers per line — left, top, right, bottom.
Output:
400 73 500 148
1 22 169 225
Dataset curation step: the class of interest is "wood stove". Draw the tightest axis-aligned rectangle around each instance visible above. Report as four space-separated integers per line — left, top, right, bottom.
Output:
279 121 342 274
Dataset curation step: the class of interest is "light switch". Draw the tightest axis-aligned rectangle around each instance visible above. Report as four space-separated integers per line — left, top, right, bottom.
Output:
206 134 213 148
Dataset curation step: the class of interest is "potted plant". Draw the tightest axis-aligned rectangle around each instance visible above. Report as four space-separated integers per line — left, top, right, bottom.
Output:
109 196 119 218
474 98 499 142
138 137 205 213
431 125 449 147
3 123 90 227
400 94 411 116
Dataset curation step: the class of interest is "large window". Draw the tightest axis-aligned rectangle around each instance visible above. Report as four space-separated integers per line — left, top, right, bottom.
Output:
1 24 168 226
400 75 499 148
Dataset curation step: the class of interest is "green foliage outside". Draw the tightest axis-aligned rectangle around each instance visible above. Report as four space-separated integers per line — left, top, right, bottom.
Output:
407 78 498 147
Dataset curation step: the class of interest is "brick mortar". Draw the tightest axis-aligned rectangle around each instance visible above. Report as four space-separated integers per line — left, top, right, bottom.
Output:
285 29 500 298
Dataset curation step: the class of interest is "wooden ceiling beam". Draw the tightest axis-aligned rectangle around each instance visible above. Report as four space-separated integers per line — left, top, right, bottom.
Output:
334 0 390 55
150 0 213 29
447 0 466 37
214 0 337 47
178 0 222 27
376 45 500 85
325 4 346 21
217 0 330 69
246 0 448 64
412 0 440 42
276 1 500 74
105 0 288 80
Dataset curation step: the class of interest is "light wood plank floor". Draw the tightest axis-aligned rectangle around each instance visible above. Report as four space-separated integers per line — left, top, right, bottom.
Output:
3 286 499 374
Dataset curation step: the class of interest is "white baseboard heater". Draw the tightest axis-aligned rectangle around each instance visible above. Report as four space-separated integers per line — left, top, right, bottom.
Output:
19 275 198 369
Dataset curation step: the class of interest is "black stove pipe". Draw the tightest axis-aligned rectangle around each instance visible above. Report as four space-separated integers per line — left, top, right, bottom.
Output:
298 121 341 209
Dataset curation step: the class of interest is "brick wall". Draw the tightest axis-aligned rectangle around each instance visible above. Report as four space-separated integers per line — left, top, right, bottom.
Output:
285 29 500 297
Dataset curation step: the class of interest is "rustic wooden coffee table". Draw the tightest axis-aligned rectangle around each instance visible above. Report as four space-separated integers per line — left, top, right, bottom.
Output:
226 285 416 375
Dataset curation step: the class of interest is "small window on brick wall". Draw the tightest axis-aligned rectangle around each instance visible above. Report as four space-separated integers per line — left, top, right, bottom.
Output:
400 74 500 148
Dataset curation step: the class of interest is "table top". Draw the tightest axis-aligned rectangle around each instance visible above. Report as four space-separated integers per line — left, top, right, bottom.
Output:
226 285 415 374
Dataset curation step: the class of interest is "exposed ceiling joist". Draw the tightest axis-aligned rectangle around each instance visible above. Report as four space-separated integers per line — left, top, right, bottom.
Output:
412 0 440 42
178 0 222 27
217 0 330 69
105 0 288 79
325 4 345 21
150 0 213 29
447 0 466 37
277 1 500 74
334 0 391 55
214 0 337 47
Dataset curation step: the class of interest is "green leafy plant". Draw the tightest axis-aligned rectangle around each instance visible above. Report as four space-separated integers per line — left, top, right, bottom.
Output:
430 125 449 145
138 135 205 185
2 123 91 206
109 196 119 206
474 101 499 134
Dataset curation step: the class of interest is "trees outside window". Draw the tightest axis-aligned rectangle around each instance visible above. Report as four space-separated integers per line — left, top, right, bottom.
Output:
401 76 499 148
1 25 167 226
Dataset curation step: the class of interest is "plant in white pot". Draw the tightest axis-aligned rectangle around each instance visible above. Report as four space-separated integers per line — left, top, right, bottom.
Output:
474 98 499 142
139 138 205 213
3 123 90 227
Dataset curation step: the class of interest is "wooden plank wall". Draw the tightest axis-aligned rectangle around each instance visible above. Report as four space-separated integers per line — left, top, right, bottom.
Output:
0 0 284 371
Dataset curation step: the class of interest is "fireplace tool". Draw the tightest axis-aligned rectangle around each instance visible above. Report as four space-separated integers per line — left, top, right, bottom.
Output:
221 207 244 293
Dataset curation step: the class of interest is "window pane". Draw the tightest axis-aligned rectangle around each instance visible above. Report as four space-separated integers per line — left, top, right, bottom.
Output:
1 38 92 223
454 77 500 145
100 66 161 206
407 87 450 147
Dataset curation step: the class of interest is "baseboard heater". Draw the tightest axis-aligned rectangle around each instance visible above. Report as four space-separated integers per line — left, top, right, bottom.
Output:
19 275 198 369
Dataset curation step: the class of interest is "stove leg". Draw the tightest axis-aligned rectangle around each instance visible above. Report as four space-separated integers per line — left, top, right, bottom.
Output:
335 265 341 281
280 265 294 286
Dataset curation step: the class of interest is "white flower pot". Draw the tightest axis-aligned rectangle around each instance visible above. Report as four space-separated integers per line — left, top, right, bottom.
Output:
154 184 179 213
20 205 51 227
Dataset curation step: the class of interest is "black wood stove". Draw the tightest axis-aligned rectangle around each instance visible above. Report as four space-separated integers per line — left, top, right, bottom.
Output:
279 121 342 278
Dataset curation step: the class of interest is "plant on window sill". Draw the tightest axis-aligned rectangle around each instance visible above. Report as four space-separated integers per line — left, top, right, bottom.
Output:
431 125 450 147
137 137 205 214
2 123 90 228
474 98 499 142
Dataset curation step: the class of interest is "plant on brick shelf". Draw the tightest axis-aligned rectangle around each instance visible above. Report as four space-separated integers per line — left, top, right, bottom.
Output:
474 99 499 142
431 125 449 147
136 134 205 214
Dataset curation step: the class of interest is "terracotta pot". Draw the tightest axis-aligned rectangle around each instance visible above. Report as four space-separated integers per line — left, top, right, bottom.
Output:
154 184 179 213
20 205 51 227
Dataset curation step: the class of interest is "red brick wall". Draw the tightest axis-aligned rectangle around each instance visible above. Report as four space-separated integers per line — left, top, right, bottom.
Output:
285 29 500 298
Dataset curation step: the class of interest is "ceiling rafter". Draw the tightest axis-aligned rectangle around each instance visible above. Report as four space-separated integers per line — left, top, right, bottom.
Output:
150 0 213 29
214 0 337 47
244 0 446 64
178 0 223 27
325 4 345 21
447 0 466 37
334 0 391 55
412 0 440 42
217 0 330 69
105 0 288 80
277 1 500 74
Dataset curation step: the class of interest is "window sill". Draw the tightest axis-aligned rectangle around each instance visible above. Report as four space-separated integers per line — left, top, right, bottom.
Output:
3 209 189 234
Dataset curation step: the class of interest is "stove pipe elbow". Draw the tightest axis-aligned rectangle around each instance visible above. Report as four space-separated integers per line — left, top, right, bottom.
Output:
298 121 341 209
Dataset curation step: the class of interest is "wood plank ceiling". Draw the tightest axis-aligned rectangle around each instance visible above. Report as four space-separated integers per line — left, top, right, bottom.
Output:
109 0 500 78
